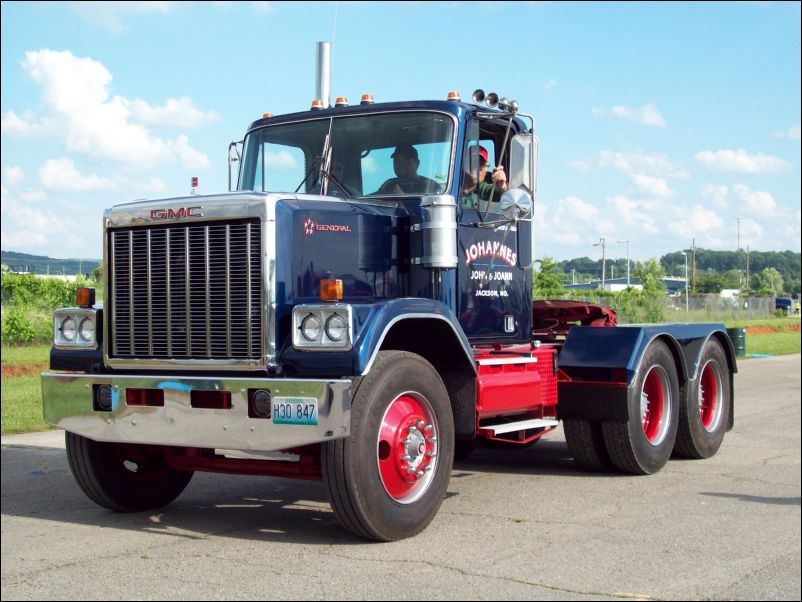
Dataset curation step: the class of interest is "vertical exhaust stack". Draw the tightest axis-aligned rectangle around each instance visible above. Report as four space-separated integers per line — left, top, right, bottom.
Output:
316 42 332 108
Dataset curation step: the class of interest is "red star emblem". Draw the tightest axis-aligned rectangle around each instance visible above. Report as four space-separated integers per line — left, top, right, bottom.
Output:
303 217 315 236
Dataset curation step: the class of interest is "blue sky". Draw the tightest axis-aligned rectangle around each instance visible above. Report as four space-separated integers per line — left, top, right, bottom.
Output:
2 1 800 262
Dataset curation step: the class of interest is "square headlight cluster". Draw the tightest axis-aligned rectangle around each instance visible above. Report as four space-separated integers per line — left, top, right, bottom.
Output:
54 308 98 349
292 304 352 350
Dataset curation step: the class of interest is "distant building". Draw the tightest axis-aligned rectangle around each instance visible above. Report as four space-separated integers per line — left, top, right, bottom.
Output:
565 277 686 295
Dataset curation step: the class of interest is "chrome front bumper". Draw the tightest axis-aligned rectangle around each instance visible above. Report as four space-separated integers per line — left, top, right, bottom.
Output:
41 372 351 452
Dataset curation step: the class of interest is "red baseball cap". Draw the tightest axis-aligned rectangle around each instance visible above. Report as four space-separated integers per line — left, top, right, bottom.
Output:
470 145 489 164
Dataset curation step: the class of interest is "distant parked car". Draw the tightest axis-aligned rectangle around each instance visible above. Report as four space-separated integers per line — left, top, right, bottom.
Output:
775 297 793 315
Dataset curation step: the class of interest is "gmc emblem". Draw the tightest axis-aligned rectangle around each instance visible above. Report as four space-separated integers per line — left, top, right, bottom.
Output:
150 206 203 221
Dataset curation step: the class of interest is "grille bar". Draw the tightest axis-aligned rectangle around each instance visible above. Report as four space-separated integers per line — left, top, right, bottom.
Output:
110 219 262 361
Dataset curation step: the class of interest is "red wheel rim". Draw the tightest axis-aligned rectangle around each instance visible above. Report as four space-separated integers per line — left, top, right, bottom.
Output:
640 366 670 445
376 392 439 504
699 360 722 432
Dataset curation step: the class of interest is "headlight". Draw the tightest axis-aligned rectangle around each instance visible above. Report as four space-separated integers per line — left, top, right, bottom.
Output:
61 318 77 342
325 313 347 342
54 308 98 348
293 305 352 350
301 314 322 342
79 317 95 342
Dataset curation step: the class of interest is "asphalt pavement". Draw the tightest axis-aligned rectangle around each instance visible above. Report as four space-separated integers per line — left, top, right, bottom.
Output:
2 354 800 600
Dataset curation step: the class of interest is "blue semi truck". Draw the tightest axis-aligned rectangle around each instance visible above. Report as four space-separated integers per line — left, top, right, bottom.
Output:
41 81 736 541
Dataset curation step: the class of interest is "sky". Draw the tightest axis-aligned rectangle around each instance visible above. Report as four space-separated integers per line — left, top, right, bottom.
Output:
1 1 800 263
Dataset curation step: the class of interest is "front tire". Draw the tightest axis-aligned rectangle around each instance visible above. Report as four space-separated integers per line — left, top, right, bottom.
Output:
322 351 454 541
66 432 193 512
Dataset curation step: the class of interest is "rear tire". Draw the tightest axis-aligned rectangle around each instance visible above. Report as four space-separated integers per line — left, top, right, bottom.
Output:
674 338 731 459
563 419 614 472
322 351 454 541
66 432 193 512
602 340 679 475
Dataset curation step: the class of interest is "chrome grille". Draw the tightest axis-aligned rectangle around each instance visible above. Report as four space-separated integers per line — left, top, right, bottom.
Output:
109 220 262 360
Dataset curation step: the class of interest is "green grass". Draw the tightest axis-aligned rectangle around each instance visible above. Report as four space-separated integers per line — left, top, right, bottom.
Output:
1 344 52 435
1 344 50 365
745 331 801 356
726 316 800 331
1 374 50 435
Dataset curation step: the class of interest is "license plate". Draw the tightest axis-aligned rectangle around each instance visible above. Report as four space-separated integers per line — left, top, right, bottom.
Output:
272 397 318 426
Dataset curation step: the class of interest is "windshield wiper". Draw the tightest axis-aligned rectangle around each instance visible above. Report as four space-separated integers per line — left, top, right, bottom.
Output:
294 157 323 194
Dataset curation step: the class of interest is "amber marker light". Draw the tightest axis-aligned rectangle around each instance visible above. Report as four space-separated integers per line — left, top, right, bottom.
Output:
75 287 96 308
320 279 343 301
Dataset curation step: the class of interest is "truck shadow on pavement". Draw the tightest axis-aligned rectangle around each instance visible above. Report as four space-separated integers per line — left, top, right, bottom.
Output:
1 437 651 546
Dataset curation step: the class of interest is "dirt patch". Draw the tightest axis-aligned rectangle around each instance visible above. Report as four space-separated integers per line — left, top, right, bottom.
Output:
745 326 775 335
744 323 801 335
1 363 49 379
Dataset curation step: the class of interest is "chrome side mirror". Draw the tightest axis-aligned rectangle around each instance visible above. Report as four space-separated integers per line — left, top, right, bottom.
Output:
500 188 533 220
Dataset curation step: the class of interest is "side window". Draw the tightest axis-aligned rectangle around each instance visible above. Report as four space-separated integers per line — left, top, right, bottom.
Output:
461 120 505 217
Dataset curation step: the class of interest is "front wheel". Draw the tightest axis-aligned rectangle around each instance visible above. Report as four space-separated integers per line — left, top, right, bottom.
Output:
322 351 454 541
66 432 193 512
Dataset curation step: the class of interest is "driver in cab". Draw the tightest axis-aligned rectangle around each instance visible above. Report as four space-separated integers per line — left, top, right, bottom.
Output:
375 144 441 195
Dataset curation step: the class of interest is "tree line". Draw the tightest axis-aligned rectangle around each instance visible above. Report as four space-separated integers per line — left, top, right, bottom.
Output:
556 249 800 295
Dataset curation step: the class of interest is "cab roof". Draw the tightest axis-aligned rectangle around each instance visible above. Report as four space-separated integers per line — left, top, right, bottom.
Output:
246 99 514 133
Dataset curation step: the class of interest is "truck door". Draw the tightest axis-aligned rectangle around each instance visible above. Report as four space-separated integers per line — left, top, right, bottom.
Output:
456 118 532 344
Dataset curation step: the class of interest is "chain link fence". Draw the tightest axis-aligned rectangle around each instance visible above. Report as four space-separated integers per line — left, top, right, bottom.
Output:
543 293 775 324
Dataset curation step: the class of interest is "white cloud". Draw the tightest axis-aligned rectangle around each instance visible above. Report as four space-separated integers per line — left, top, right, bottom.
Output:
598 151 689 179
700 184 729 208
123 97 222 128
694 149 791 174
251 1 277 13
567 160 590 171
2 167 48 204
733 183 777 214
1 166 25 187
774 124 801 140
537 196 618 246
20 49 211 171
1 110 51 138
38 158 117 192
266 150 299 170
630 174 674 199
544 78 557 91
70 1 173 34
606 194 661 234
666 205 731 248
592 104 667 127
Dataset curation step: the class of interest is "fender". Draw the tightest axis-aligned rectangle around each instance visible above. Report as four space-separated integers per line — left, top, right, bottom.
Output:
280 298 475 378
558 323 737 423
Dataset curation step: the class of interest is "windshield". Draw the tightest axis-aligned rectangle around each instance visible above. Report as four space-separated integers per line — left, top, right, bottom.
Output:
237 111 455 197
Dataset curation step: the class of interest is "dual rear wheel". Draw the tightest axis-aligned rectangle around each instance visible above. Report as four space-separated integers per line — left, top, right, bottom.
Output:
564 338 730 475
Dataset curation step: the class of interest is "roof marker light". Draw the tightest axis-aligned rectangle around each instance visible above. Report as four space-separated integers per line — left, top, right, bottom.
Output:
311 99 325 110
335 96 349 108
262 112 273 118
447 91 461 102
360 93 375 105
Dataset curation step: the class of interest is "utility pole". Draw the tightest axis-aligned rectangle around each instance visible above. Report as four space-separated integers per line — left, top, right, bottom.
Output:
682 251 689 314
593 238 606 290
617 240 630 286
691 239 696 295
746 245 750 291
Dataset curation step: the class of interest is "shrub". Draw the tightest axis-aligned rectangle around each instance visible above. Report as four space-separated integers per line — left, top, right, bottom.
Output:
1 309 36 346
